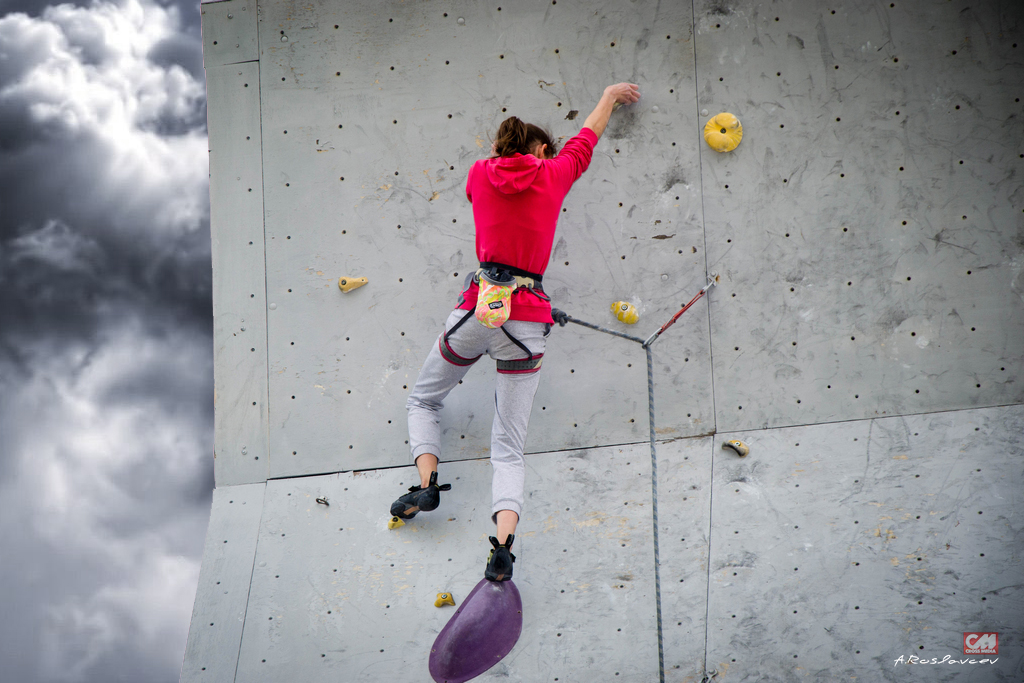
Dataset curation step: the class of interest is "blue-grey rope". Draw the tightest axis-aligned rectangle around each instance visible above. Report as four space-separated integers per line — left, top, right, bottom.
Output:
560 315 646 345
646 344 666 683
557 310 665 682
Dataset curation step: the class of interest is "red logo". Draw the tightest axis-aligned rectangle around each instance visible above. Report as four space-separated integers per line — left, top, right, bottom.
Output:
964 633 998 655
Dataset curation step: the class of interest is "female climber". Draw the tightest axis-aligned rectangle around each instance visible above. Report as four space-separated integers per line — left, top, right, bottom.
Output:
390 82 642 581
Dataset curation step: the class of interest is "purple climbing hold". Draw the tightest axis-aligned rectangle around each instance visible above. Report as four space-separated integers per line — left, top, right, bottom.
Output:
429 578 523 683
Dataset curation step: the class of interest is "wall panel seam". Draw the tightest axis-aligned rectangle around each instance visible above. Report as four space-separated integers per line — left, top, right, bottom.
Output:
716 401 1024 436
230 483 269 683
691 2 718 440
254 1 271 482
702 429 716 679
692 4 716 677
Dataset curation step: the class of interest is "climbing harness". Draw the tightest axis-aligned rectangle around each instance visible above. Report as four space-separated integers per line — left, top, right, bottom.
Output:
439 310 483 367
472 262 550 330
476 262 550 302
442 262 550 371
495 351 543 374
439 308 541 371
551 271 718 683
478 261 546 291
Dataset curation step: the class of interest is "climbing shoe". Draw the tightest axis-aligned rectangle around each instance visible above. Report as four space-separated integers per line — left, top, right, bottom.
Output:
390 471 451 520
484 535 516 582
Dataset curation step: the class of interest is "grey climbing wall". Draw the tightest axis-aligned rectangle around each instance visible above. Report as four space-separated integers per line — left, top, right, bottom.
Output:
185 1 1024 681
199 0 257 69
702 406 1024 681
232 446 660 682
696 0 1024 432
180 483 265 683
254 0 711 479
204 0 269 486
207 58 271 487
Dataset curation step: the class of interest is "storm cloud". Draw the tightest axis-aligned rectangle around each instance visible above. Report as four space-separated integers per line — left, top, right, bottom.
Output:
0 0 213 681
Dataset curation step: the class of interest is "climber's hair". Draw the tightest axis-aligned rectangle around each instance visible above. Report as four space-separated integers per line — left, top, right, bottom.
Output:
492 116 558 159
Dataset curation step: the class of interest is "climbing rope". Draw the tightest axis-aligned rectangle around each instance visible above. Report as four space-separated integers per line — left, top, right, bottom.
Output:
645 343 665 683
552 272 716 683
550 312 645 345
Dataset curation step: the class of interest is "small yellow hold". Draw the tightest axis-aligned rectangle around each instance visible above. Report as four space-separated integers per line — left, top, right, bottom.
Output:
703 112 743 153
434 592 456 607
388 516 405 530
722 439 750 457
611 301 639 324
338 276 368 293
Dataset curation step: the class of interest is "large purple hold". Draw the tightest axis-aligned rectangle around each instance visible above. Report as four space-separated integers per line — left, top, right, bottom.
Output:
429 579 523 683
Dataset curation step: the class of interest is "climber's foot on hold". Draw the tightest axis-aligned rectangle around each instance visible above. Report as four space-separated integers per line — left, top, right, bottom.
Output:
485 535 516 582
390 470 451 520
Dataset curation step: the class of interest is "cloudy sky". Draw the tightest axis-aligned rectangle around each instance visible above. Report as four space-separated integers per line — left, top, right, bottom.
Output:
0 0 212 680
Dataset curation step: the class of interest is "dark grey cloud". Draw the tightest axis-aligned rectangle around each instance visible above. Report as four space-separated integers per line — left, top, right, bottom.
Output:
0 0 213 681
148 31 205 80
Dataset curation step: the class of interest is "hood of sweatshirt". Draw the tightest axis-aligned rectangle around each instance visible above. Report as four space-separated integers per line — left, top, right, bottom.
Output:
484 153 542 194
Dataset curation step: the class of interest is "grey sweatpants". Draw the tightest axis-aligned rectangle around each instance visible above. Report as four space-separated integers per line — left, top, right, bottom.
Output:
407 308 550 523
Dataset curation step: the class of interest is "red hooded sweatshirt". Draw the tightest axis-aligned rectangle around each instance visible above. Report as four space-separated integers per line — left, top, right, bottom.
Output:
457 127 599 323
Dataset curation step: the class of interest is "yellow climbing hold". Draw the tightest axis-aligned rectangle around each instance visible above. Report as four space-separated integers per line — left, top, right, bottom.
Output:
435 592 456 607
703 112 743 153
611 301 639 324
338 276 368 293
722 439 750 457
388 516 405 530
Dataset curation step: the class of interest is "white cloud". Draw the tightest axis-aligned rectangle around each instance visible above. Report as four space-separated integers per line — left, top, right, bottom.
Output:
39 553 201 683
7 219 106 275
2 314 211 679
0 0 209 235
16 315 210 541
0 1 213 681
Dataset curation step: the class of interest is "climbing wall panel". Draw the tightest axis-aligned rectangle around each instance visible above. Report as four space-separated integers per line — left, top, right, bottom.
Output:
233 445 660 682
192 2 1024 682
206 59 271 487
181 483 266 683
652 435 714 680
704 405 1024 681
695 0 1024 432
252 0 714 478
200 0 258 69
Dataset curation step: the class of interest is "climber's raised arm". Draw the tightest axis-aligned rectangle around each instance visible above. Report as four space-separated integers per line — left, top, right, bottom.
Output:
582 82 641 139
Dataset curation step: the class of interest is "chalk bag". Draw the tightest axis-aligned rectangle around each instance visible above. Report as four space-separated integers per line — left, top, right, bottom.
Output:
475 268 517 329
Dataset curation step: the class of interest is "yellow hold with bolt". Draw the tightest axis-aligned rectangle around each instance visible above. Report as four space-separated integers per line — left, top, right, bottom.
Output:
435 592 456 607
388 516 405 530
338 276 368 293
703 112 743 153
611 301 639 324
722 439 750 457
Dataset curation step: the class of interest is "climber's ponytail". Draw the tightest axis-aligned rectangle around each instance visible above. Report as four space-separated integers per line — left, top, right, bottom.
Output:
492 116 558 159
493 116 529 157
